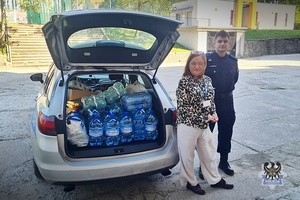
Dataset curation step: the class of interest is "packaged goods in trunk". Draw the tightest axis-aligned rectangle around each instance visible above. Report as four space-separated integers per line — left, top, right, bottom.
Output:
121 92 152 113
65 73 163 156
68 89 97 101
103 82 126 104
81 92 107 110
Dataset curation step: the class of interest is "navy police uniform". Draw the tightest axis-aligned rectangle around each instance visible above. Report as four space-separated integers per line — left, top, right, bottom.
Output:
205 52 239 155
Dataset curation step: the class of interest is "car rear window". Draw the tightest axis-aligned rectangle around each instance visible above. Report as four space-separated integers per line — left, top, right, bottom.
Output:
68 27 156 51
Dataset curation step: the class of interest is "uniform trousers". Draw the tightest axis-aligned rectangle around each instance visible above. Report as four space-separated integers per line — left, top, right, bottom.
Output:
209 95 236 154
177 123 221 187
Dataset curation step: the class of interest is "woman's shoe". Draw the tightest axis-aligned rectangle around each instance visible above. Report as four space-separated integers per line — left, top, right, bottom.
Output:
211 179 234 189
186 182 206 195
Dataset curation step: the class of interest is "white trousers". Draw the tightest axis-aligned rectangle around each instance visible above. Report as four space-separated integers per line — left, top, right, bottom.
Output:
177 123 221 186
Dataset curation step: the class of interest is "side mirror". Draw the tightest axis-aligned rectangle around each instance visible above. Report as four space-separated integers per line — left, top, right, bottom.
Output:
30 73 44 83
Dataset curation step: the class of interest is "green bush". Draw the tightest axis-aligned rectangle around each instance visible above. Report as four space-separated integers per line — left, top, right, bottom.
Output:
294 23 300 30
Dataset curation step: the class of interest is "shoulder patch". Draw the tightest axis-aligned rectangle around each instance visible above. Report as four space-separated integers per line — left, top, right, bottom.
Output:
228 54 238 61
206 53 213 61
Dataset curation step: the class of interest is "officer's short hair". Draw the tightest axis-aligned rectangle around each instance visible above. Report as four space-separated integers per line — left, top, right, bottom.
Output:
215 30 230 39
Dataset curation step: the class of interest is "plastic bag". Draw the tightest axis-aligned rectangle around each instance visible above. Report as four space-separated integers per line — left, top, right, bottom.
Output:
81 92 107 110
113 82 126 97
66 112 89 147
121 91 152 113
103 86 119 104
125 80 147 94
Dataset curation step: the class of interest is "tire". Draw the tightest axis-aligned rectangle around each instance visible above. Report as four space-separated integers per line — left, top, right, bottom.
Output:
33 159 44 180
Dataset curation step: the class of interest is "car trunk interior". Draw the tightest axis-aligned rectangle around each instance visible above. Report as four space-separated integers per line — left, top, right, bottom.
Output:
63 71 166 158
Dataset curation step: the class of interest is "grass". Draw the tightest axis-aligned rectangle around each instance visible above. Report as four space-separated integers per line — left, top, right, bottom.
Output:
245 29 300 39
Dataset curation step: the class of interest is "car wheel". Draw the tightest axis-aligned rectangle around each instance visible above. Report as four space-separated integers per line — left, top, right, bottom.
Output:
33 159 44 180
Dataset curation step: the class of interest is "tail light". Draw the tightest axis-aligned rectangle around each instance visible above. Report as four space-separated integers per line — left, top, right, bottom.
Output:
37 111 57 136
173 109 177 125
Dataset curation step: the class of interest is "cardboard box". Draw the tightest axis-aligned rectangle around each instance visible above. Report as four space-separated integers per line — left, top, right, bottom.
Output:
68 89 97 101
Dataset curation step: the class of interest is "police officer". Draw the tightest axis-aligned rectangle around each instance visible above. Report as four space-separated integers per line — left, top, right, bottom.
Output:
199 30 239 178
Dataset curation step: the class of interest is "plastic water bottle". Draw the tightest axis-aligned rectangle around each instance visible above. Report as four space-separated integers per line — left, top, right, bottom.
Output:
87 109 101 122
103 109 111 130
88 112 104 146
119 111 133 143
133 107 146 141
144 110 158 140
109 102 123 120
105 114 120 146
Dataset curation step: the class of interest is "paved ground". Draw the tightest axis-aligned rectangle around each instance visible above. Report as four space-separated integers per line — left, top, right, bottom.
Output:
0 54 299 200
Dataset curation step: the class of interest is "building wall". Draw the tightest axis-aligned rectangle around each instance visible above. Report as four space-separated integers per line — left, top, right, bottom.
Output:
176 27 199 50
171 0 296 30
256 3 295 30
172 0 235 28
195 0 235 28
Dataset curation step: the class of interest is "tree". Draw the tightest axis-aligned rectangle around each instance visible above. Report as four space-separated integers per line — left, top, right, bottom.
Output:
18 0 51 12
1 0 6 51
99 0 119 8
113 0 182 17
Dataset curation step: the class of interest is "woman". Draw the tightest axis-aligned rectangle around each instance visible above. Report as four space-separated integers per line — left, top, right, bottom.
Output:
176 51 234 195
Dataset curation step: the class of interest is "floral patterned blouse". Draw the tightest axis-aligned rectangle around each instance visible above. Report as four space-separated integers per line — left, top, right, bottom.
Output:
176 75 216 129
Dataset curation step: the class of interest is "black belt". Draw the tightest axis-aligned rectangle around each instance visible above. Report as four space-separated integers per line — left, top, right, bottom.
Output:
215 91 233 99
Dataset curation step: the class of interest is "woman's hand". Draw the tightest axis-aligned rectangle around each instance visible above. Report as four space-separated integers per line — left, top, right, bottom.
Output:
208 113 219 123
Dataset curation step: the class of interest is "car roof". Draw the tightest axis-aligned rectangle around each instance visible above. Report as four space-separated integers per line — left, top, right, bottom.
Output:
42 9 182 71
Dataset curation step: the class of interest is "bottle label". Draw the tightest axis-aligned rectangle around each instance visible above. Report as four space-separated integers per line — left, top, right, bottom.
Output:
145 124 156 132
89 129 103 137
106 129 119 136
120 126 133 134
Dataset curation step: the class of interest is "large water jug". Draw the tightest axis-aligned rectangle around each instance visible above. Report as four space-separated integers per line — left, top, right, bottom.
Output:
88 111 104 146
102 109 111 129
133 107 146 141
144 110 158 140
105 114 120 146
119 111 133 143
109 102 123 120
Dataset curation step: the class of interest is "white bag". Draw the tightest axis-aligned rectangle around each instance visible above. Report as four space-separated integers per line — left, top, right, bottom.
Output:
66 112 89 147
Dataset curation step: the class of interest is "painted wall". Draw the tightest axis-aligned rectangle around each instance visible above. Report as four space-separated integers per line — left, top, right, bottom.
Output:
256 3 296 30
172 0 235 28
171 0 296 30
176 27 199 50
195 0 235 28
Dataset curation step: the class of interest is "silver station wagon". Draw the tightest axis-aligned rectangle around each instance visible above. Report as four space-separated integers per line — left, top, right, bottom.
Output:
30 9 182 185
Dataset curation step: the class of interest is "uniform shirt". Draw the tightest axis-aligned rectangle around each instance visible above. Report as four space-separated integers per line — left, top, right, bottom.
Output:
205 52 239 94
176 75 216 129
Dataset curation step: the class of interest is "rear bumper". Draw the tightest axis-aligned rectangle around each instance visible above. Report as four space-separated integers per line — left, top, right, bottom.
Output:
32 130 178 184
